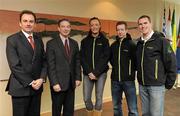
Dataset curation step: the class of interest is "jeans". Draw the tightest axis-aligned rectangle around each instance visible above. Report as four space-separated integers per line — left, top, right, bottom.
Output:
83 73 107 111
139 85 165 116
111 81 138 116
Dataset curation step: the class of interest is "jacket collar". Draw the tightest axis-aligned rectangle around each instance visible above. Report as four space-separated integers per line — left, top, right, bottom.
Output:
141 31 154 43
56 34 73 63
19 31 35 54
116 33 132 43
87 32 105 39
139 31 165 44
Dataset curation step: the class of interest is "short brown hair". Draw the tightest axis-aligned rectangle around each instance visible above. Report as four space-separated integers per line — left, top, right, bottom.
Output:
19 10 36 22
116 21 128 30
138 15 151 24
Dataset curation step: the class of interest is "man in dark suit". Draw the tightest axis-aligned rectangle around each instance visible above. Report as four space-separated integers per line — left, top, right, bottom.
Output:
46 19 81 116
5 10 47 116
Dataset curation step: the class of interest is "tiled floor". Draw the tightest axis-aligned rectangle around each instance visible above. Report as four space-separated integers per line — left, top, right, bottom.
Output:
74 88 180 116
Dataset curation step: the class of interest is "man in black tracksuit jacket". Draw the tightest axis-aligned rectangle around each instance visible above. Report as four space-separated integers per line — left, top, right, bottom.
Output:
136 31 176 89
110 33 136 82
136 15 176 116
110 21 138 116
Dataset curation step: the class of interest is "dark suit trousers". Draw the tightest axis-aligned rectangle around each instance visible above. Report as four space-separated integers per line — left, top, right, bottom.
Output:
51 87 75 116
12 93 41 116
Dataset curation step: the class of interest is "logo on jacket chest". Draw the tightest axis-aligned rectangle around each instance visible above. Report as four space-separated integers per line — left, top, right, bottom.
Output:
122 49 128 52
97 43 102 46
146 46 154 50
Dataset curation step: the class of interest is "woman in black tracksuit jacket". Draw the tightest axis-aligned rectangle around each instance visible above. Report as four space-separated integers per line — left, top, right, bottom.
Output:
80 17 110 115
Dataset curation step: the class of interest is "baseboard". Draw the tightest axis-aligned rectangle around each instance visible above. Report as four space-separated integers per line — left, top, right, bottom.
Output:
41 112 51 116
41 97 112 116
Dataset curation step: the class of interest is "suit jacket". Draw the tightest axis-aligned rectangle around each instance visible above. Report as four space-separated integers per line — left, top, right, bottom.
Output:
46 34 81 91
6 31 47 97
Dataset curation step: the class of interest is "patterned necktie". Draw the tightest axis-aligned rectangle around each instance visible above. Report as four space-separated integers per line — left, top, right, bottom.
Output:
28 36 35 50
64 39 70 59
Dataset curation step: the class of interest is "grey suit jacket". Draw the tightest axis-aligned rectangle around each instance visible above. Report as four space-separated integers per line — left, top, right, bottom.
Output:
46 34 81 91
6 31 47 97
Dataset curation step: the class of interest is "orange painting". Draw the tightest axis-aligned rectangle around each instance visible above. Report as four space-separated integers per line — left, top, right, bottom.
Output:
0 10 140 40
0 10 140 80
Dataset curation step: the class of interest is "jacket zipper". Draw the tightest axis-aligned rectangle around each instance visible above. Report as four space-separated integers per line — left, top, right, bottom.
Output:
118 40 122 81
155 59 158 80
129 59 131 75
92 38 96 69
141 42 145 85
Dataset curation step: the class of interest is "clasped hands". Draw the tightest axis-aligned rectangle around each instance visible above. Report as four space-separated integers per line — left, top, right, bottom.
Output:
53 80 81 92
31 78 44 90
88 72 97 80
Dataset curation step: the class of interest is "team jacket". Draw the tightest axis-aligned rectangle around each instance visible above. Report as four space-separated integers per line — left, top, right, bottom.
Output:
136 31 177 89
80 32 110 77
110 34 136 81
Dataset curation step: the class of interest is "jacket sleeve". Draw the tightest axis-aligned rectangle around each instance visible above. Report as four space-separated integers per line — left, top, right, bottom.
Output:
74 42 82 81
92 38 110 77
162 39 177 89
80 40 91 74
130 40 137 71
6 37 33 87
109 44 114 66
39 38 47 81
176 48 180 73
46 41 58 86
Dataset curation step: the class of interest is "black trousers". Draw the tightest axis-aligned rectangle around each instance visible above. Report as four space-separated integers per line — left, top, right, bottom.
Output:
12 93 41 116
51 87 75 116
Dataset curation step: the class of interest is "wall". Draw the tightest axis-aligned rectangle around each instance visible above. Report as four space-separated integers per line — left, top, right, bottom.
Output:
0 0 180 116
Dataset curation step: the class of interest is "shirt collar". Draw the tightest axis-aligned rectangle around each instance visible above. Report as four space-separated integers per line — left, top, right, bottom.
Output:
141 30 154 42
59 34 69 45
21 30 33 39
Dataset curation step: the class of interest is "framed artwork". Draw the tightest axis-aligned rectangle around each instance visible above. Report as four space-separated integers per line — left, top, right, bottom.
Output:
0 10 140 80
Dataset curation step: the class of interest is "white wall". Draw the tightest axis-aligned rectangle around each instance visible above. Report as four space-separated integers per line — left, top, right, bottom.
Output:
0 0 180 116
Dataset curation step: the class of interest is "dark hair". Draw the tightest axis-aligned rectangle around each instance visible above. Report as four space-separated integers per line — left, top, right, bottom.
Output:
88 17 101 36
58 18 70 27
138 15 151 24
116 21 128 30
89 17 101 25
19 10 36 22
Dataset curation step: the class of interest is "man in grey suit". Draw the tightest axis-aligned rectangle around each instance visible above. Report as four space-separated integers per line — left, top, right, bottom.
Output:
46 19 81 116
6 10 47 116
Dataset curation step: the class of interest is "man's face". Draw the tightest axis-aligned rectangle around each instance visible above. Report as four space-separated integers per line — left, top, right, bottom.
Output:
19 14 35 34
138 17 152 36
89 19 101 35
116 24 127 38
58 20 71 38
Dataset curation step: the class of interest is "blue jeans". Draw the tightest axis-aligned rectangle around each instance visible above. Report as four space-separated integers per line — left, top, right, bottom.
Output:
111 81 138 116
139 85 165 116
83 73 107 111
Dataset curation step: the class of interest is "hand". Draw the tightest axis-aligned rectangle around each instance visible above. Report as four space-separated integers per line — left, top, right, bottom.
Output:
53 84 61 92
32 78 43 90
75 80 81 87
88 73 97 80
